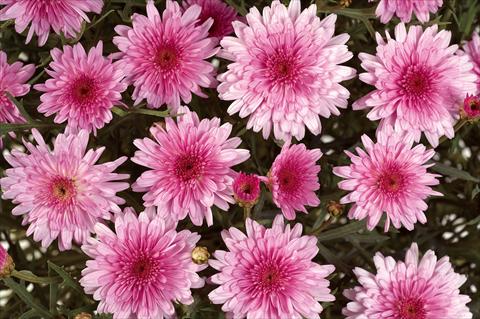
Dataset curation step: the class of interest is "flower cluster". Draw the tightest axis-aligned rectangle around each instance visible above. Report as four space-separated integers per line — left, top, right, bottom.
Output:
0 0 477 318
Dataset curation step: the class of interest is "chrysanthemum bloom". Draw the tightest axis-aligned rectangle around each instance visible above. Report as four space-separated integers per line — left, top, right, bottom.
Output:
232 172 260 208
461 31 480 92
209 215 335 319
0 245 14 278
333 133 442 231
182 0 238 38
217 0 356 142
0 0 103 46
368 0 443 23
462 94 480 119
35 42 127 134
113 0 218 112
132 107 249 226
80 208 205 319
268 143 321 220
0 129 129 251
0 51 35 148
354 23 477 147
343 243 473 319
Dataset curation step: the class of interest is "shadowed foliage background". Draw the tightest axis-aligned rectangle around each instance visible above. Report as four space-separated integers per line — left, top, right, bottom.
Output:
0 0 479 318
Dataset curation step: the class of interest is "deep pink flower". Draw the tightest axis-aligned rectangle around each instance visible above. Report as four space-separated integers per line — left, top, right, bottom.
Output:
232 172 260 207
463 94 480 119
343 243 473 319
269 143 321 220
35 42 127 134
113 0 218 112
132 107 250 226
182 0 238 38
0 0 103 46
0 51 35 148
80 208 205 319
209 215 335 319
0 245 13 278
333 133 442 232
368 0 443 23
217 0 356 142
461 30 480 92
0 129 129 251
354 23 477 147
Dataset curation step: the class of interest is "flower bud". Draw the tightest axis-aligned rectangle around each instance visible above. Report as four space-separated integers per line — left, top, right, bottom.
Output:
327 200 344 217
233 173 261 208
192 246 210 265
461 94 480 120
0 245 14 278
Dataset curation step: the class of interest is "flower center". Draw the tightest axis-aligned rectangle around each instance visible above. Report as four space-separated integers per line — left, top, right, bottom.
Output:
277 169 299 194
377 168 405 196
266 49 300 84
50 176 76 202
401 65 432 99
470 100 480 111
240 183 252 195
174 154 204 183
396 297 426 319
253 261 285 293
71 75 98 105
154 45 180 72
122 253 161 286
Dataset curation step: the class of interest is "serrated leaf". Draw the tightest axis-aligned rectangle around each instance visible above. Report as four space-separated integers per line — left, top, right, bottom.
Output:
47 261 84 295
432 163 480 183
2 278 53 318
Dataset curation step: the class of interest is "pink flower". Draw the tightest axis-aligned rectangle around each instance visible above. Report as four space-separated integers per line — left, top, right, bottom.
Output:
368 0 443 23
343 243 473 319
461 30 480 92
35 42 127 134
0 51 35 148
182 0 239 38
232 172 261 207
217 0 356 142
80 208 205 319
354 23 477 147
209 215 335 319
333 133 442 232
113 0 218 112
0 244 14 278
463 94 480 119
132 107 250 226
269 143 321 220
0 0 103 46
0 129 129 251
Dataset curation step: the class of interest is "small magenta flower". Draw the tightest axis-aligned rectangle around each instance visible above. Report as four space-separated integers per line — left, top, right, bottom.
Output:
462 94 480 120
232 172 261 208
0 245 14 278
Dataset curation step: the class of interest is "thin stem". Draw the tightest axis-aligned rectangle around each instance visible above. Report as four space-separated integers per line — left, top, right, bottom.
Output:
243 206 252 220
11 270 61 285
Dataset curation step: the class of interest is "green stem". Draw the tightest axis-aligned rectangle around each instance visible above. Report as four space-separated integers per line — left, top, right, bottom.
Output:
243 206 252 220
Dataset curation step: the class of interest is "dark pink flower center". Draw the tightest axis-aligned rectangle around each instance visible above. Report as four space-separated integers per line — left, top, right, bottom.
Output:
70 75 98 106
233 173 260 204
401 65 433 99
49 176 76 203
174 154 204 183
120 253 161 286
277 169 300 194
377 169 406 196
252 261 286 293
266 50 300 84
396 297 426 319
154 45 180 72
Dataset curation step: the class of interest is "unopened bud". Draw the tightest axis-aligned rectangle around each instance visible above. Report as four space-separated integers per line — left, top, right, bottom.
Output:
233 173 261 208
192 246 210 265
0 246 14 278
461 94 480 121
73 314 92 319
327 201 344 217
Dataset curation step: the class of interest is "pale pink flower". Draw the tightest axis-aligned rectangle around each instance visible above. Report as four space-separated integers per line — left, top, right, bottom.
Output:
333 133 442 232
368 0 443 23
80 207 205 319
0 129 129 251
0 0 103 46
269 143 321 220
217 0 356 142
463 94 480 119
35 42 127 134
354 23 477 147
461 30 480 92
132 107 249 226
113 0 218 112
209 215 335 319
343 243 473 319
0 51 35 148
232 172 261 207
182 0 239 38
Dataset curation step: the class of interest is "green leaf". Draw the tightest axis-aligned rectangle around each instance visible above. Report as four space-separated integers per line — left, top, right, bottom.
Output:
472 185 480 200
18 310 39 319
0 123 62 135
316 220 367 242
2 277 53 319
432 163 480 183
47 261 84 295
317 243 350 273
